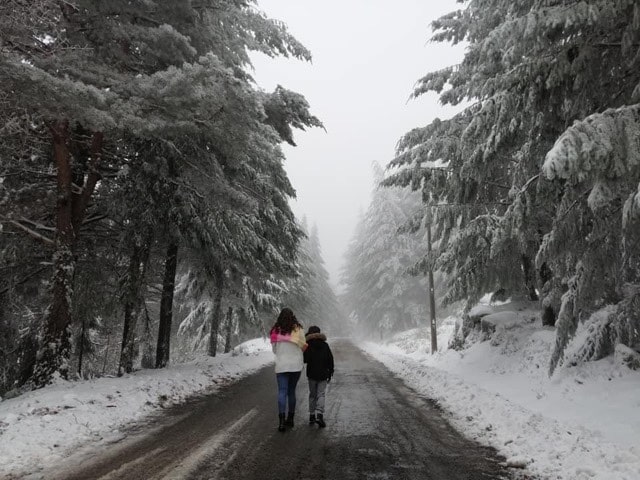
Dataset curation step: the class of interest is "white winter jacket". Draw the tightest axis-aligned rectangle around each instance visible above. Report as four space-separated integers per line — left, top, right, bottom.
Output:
272 340 304 373
271 327 306 373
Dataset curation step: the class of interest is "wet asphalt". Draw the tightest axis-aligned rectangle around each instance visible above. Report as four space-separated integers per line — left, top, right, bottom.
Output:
37 340 513 480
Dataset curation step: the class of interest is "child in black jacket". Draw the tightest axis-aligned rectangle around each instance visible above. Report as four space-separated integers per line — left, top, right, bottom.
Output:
303 326 334 428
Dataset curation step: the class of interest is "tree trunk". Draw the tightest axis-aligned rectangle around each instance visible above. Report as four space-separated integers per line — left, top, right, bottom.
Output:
77 314 86 378
224 306 233 354
102 330 111 376
156 243 179 368
140 304 155 369
71 132 103 231
33 125 104 387
521 254 539 301
33 121 74 387
540 262 556 327
119 239 151 376
427 213 438 354
208 265 224 357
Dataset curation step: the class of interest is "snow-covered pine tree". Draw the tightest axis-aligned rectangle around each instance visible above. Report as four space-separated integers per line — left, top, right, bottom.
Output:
283 219 316 323
542 104 640 372
385 1 640 370
169 85 322 358
528 1 640 372
0 0 319 384
341 164 428 339
340 211 369 332
284 222 344 334
193 91 320 357
385 3 557 311
1 0 120 385
304 225 344 332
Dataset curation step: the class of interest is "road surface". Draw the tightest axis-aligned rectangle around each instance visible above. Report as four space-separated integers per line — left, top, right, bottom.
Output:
38 340 512 480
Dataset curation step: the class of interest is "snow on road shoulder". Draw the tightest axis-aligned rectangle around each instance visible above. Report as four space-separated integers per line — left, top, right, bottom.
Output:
362 325 640 480
0 338 272 478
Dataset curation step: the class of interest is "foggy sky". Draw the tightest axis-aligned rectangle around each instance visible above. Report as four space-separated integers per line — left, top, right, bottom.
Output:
252 1 465 288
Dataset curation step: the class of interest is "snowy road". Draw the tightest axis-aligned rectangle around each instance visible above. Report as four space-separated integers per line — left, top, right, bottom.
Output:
39 341 511 480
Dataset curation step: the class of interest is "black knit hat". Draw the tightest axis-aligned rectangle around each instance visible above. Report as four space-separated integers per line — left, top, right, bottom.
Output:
307 325 321 335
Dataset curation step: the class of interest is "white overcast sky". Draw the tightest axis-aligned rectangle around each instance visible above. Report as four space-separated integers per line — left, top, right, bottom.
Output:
251 1 465 287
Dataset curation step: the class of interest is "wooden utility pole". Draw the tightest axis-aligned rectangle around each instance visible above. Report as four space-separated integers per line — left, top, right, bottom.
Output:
426 209 437 353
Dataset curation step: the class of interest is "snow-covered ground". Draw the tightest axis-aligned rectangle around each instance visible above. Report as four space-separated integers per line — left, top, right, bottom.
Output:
0 338 272 479
361 304 640 480
3 314 639 480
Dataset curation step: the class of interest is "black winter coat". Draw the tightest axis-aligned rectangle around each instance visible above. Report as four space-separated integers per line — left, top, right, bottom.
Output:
303 333 334 381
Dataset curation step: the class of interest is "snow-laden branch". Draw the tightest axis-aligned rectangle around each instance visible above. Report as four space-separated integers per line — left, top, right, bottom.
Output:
543 103 640 183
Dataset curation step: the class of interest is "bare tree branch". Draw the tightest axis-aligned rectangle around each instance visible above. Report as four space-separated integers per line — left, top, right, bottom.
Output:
1 217 54 245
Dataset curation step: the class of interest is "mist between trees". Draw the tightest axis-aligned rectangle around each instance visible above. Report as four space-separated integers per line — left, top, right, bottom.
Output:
2 0 640 398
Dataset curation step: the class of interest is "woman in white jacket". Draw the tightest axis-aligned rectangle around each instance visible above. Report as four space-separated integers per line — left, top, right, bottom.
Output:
270 307 307 432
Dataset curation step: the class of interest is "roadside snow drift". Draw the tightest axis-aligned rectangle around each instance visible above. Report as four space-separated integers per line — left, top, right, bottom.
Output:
362 309 640 480
0 338 272 478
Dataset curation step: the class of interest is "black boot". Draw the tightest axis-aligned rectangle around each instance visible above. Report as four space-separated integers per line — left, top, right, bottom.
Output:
284 412 294 428
316 413 326 428
309 414 316 425
278 413 286 432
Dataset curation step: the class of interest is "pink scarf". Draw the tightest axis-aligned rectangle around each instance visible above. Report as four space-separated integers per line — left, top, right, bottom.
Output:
270 326 307 351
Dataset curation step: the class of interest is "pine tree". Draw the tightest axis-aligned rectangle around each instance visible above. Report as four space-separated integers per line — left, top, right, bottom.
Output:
542 104 640 372
1 0 320 384
342 164 428 338
168 84 322 358
385 0 640 369
284 222 344 333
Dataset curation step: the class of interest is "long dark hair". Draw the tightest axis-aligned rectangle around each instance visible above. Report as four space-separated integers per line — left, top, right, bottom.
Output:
271 307 301 335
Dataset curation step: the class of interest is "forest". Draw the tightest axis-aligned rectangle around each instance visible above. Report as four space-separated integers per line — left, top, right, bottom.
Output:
2 0 640 399
341 0 640 374
0 0 341 396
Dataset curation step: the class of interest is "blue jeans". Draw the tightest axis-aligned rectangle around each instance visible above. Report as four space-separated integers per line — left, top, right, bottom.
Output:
276 371 301 415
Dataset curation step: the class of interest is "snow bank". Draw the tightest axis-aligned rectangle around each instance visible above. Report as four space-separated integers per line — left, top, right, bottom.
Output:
0 338 272 478
480 311 520 330
362 312 640 479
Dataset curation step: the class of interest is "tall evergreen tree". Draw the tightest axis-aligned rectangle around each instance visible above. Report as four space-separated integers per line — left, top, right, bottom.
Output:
285 222 344 333
1 0 320 385
171 89 322 358
342 164 427 338
385 0 640 370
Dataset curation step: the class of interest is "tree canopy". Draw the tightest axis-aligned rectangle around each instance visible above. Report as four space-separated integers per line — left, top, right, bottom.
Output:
0 0 324 390
384 0 640 373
